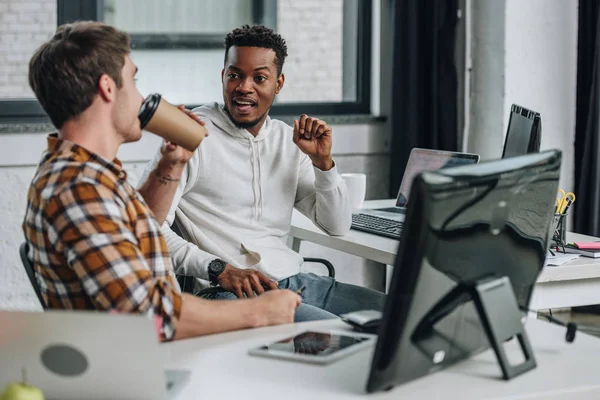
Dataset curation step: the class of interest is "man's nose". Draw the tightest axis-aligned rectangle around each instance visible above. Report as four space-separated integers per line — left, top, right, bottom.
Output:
236 78 254 94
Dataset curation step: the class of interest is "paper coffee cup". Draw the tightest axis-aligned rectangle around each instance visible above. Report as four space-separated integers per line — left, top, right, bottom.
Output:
341 173 367 211
138 93 207 152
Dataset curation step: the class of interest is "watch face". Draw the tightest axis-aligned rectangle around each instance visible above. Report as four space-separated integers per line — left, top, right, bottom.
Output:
209 259 226 281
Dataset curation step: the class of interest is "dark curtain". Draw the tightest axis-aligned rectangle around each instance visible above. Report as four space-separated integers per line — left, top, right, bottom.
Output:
574 1 600 236
389 0 460 197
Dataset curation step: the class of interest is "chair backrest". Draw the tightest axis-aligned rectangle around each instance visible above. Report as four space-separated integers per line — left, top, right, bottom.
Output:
19 242 46 309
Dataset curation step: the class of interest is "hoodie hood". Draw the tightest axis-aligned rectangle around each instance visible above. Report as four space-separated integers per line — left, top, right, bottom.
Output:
192 102 273 142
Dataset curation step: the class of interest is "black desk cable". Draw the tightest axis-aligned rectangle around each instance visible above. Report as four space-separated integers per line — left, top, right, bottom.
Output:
542 311 578 343
521 307 577 343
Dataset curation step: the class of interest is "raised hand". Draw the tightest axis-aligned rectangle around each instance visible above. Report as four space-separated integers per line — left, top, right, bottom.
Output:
293 114 334 171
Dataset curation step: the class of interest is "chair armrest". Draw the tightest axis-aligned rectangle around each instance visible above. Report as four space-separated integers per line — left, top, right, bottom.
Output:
303 257 336 278
176 274 227 297
195 286 227 297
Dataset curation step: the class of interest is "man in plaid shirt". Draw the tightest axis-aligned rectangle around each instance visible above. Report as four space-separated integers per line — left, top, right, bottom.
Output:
22 21 300 341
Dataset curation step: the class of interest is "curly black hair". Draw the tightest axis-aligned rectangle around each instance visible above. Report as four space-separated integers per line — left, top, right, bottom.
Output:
224 25 288 76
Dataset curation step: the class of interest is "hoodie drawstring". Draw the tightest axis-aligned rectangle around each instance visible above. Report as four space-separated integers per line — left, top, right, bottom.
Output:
256 141 264 220
249 139 264 221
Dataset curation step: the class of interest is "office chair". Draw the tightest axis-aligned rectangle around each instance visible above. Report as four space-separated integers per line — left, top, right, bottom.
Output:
178 258 336 296
19 242 47 309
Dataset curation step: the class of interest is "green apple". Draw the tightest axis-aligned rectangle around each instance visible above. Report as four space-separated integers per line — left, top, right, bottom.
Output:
0 382 44 400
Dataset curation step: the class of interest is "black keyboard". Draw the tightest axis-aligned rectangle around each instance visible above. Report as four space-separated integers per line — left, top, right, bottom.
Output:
351 213 403 240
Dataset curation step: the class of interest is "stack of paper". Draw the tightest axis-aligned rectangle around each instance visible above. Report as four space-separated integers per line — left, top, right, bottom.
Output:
545 252 580 267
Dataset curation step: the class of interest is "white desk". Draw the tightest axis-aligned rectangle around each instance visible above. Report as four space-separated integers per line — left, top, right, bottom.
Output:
290 199 600 310
166 318 600 399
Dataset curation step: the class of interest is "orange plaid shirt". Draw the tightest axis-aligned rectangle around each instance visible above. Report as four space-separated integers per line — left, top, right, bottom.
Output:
22 135 182 340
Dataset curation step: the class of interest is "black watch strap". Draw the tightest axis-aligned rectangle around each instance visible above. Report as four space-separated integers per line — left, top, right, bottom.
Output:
208 259 227 283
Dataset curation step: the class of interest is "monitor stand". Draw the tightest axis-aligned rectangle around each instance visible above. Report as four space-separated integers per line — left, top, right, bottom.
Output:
412 276 536 380
472 276 536 379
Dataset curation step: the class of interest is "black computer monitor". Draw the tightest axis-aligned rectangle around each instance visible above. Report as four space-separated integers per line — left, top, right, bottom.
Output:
502 104 542 158
366 150 561 393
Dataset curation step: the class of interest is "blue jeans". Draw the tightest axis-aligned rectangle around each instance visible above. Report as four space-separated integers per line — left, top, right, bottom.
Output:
204 273 386 322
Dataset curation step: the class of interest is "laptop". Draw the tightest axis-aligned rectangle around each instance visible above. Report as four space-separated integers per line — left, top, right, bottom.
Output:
351 148 480 239
502 104 542 158
0 311 189 400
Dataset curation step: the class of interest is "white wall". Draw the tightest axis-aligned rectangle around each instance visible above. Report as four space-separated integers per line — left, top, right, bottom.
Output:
276 0 344 103
467 0 506 157
0 0 56 98
468 0 578 192
504 0 578 192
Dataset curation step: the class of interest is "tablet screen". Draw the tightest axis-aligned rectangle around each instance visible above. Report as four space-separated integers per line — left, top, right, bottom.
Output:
259 331 370 357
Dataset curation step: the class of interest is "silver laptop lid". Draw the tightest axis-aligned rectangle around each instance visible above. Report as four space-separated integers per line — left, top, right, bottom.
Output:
0 311 167 400
396 148 480 207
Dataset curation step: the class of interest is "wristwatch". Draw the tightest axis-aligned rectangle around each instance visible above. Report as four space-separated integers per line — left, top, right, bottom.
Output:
208 259 227 283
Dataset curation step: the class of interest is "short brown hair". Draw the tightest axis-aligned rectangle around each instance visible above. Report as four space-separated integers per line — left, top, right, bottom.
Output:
28 21 130 129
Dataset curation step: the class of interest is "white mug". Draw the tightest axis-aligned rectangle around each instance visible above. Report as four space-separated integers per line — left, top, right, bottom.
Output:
341 173 367 211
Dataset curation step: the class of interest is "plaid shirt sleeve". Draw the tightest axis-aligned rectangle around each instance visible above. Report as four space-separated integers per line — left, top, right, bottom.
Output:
44 181 183 340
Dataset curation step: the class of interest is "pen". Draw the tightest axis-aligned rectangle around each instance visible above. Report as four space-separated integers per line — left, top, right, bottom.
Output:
561 198 573 215
296 286 306 295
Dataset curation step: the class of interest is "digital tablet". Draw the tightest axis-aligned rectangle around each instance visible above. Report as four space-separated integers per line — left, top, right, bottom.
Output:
248 330 375 365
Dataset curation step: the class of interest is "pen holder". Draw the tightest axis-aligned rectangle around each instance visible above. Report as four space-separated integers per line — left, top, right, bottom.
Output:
551 213 568 252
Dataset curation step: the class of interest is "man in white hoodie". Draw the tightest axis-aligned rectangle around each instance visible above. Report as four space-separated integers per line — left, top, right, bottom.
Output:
140 25 385 321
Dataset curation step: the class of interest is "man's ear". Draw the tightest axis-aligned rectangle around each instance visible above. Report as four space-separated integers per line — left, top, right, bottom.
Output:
221 68 225 82
275 73 285 94
97 73 116 102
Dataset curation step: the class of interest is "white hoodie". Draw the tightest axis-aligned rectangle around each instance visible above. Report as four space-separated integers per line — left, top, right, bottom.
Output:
140 102 352 287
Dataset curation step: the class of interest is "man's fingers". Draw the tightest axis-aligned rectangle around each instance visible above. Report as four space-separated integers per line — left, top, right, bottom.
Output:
298 114 308 134
243 280 255 298
293 120 301 144
304 117 315 139
178 106 192 115
314 122 327 138
294 292 302 306
258 273 278 290
284 290 302 307
162 140 177 151
178 106 204 125
250 275 265 295
232 285 244 299
188 113 203 123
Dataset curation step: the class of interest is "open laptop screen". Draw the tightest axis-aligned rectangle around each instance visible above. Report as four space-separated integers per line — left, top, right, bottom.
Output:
396 149 480 207
502 104 542 158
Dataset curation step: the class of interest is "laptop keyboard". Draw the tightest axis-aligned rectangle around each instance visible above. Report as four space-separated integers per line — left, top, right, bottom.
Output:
351 213 403 240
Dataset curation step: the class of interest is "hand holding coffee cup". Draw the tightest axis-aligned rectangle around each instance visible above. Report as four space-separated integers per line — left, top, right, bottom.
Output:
139 93 208 152
341 173 367 211
159 105 208 166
